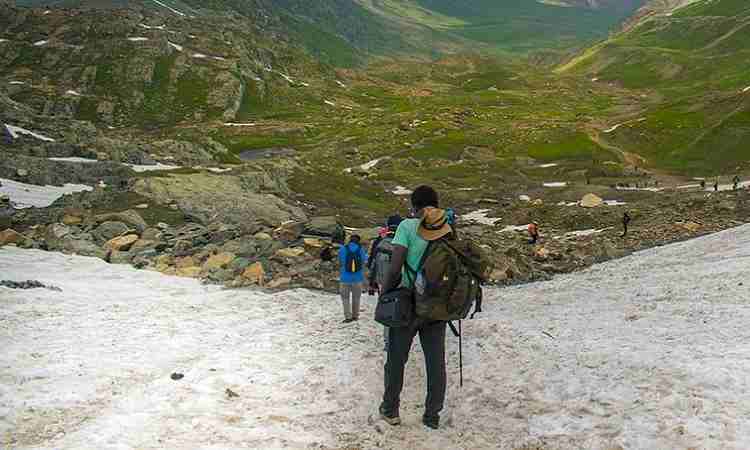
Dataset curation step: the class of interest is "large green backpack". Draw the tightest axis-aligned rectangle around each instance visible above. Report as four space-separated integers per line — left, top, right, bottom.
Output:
410 236 491 321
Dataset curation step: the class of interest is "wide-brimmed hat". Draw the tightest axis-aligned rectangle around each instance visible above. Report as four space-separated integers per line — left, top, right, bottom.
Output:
418 207 452 241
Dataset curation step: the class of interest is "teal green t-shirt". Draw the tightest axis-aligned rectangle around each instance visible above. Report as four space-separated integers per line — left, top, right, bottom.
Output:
391 218 428 288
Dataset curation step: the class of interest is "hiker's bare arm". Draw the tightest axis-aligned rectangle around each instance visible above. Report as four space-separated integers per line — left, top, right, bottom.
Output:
383 245 407 292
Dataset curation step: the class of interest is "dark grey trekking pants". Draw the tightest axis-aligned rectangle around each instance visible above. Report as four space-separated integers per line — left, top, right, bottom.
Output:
380 320 447 420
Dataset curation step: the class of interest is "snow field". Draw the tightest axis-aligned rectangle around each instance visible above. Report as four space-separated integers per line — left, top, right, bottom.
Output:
2 225 750 448
0 178 92 208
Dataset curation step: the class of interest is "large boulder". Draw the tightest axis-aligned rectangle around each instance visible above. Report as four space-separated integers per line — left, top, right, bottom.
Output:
0 229 23 246
104 234 139 252
45 223 72 250
93 210 147 234
305 216 339 236
94 221 130 243
580 193 604 208
204 252 236 270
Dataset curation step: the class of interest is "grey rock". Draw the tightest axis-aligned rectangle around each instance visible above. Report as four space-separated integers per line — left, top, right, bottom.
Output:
94 221 129 243
305 216 339 236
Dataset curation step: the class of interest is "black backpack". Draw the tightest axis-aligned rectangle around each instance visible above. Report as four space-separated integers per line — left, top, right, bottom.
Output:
344 245 363 273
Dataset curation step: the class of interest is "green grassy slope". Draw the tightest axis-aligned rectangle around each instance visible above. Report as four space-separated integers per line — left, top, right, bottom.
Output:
559 0 750 175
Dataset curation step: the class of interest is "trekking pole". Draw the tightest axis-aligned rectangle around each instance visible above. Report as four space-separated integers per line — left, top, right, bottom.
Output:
458 320 463 388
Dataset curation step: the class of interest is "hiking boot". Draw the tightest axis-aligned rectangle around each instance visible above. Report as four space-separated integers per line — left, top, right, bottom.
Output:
422 415 440 430
342 318 355 324
379 407 401 426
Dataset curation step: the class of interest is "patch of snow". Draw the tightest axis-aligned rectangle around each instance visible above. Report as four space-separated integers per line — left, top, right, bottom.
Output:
677 183 701 189
462 209 502 226
194 166 232 174
279 73 295 84
48 157 98 164
127 37 149 42
65 90 81 97
616 186 664 192
4 124 55 142
188 34 197 39
0 178 92 209
336 80 346 88
212 56 227 61
4 225 750 448
556 201 578 207
324 100 336 107
519 194 531 202
591 77 599 82
345 157 388 174
33 40 48 47
151 0 186 16
140 23 167 30
0 39 8 43
44 10 51 15
743 86 750 93
263 65 272 72
563 227 612 238
168 41 183 52
392 186 412 196
251 76 262 82
498 224 530 233
223 122 256 127
603 123 623 133
192 53 207 59
9 81 26 85
457 188 476 191
603 200 627 206
543 182 567 188
300 81 310 87
536 163 558 168
127 162 181 173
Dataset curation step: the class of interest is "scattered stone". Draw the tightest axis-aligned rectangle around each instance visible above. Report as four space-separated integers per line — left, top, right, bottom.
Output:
1 280 61 291
680 221 701 232
275 247 305 259
94 221 130 242
176 266 202 278
305 216 339 236
254 232 272 241
580 193 604 208
104 234 138 252
229 257 251 272
0 229 23 246
519 195 531 202
303 238 325 249
225 388 240 399
170 373 184 381
135 204 149 209
175 256 197 269
267 276 292 289
93 210 147 234
62 214 83 226
275 221 304 242
204 252 236 270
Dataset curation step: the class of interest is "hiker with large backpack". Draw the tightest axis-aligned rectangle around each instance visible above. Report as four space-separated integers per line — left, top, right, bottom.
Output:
339 234 368 324
368 215 403 349
375 186 490 430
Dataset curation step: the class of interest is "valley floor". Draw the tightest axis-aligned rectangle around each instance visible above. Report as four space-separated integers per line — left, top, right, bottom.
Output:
2 226 750 449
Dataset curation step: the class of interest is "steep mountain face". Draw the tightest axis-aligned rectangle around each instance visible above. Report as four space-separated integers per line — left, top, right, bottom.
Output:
559 0 750 174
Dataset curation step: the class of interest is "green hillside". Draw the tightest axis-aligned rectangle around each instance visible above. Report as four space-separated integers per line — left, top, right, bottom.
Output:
559 0 750 174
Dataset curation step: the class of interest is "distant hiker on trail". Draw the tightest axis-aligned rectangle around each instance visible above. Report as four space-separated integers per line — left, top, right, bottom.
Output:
339 234 368 323
622 212 631 238
714 180 720 192
332 221 346 245
700 180 706 189
733 175 741 191
528 222 540 244
368 215 403 350
379 185 451 430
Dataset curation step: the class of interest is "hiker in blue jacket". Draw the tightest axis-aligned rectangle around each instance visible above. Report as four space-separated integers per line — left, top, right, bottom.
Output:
339 234 368 323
